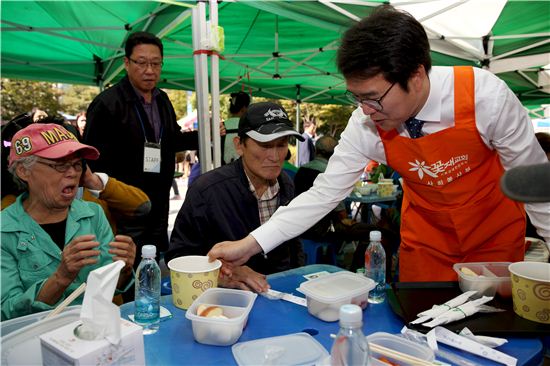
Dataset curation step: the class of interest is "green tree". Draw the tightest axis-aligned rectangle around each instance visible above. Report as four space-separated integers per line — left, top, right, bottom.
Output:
59 84 100 115
1 79 62 121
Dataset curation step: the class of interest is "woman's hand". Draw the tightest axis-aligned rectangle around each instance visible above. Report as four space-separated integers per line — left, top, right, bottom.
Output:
109 235 136 271
56 234 100 285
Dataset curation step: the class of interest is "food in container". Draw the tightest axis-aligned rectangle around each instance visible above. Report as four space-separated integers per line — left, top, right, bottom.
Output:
185 288 257 346
297 272 375 322
453 262 512 298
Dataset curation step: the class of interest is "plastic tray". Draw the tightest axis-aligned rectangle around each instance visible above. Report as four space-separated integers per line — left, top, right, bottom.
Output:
1 308 81 365
453 262 512 298
232 332 329 366
297 271 375 322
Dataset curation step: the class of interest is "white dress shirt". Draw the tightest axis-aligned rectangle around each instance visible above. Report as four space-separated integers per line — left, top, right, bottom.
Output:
252 66 550 251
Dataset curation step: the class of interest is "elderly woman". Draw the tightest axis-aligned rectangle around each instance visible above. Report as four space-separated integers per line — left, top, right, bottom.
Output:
1 123 136 320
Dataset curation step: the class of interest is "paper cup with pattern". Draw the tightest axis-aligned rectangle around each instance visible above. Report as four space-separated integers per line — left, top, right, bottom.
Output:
168 256 222 310
509 261 550 324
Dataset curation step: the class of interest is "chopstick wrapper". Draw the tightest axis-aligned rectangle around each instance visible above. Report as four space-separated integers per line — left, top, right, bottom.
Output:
422 296 493 328
459 327 508 348
79 260 125 344
411 290 477 324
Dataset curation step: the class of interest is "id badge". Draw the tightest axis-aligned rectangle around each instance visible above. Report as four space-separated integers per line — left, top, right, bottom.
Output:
144 142 161 173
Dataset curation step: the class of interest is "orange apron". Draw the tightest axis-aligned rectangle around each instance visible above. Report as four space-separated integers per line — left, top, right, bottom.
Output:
378 66 525 282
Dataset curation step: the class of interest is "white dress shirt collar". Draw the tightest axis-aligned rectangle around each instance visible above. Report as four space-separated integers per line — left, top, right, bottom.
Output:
415 67 444 124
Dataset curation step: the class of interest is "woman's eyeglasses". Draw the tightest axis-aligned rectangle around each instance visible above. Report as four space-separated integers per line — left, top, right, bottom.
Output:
36 159 83 173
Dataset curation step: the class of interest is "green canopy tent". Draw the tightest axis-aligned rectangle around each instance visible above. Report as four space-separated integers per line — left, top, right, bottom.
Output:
2 0 549 106
2 0 549 167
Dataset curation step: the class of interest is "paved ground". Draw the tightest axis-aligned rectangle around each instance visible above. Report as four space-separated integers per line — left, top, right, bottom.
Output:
160 176 187 276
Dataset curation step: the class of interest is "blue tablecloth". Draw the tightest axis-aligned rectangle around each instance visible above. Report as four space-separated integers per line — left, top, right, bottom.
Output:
120 264 543 365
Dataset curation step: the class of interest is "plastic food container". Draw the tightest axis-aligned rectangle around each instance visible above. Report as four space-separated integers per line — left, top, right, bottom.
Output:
232 332 328 365
1 306 81 337
1 308 81 365
297 271 375 322
367 332 435 365
453 262 512 298
185 288 257 346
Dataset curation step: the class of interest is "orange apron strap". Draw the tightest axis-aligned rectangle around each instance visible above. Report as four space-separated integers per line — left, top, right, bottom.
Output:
453 66 475 123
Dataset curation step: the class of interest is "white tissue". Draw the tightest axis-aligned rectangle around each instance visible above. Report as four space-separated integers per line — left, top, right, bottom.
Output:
79 260 125 344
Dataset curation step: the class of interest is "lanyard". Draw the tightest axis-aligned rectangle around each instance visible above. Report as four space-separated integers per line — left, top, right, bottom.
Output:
134 104 163 144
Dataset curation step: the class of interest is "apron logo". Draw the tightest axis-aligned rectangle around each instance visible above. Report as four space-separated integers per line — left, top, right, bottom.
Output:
409 160 438 180
409 154 469 181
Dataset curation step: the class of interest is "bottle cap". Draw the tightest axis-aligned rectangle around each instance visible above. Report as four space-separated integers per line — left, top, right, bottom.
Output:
369 231 381 241
339 304 363 326
142 245 156 258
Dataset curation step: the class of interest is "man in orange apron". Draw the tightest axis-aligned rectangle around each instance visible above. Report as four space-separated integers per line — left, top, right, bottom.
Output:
377 66 525 281
206 5 550 282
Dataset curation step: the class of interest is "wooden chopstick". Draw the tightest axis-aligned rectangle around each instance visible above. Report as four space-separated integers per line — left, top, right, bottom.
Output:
369 342 436 366
45 282 86 319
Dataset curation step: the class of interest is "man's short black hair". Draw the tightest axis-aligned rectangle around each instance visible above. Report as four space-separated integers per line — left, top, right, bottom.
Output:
125 31 163 58
229 92 251 114
337 5 431 91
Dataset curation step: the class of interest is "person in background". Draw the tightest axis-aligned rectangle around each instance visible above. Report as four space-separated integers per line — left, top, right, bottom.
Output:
207 5 549 282
296 118 317 166
75 111 87 139
535 132 550 161
85 31 199 257
1 123 135 320
282 149 298 180
223 91 251 164
165 102 305 292
524 132 550 240
31 107 48 122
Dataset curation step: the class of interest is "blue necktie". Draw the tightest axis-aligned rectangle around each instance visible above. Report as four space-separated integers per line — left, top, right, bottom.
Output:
405 117 424 139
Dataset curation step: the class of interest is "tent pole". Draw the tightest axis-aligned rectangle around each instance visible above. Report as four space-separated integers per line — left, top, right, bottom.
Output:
193 1 212 174
295 84 301 165
209 0 221 168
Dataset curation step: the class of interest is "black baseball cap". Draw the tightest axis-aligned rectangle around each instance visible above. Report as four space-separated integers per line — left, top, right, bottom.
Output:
238 102 305 142
500 162 550 203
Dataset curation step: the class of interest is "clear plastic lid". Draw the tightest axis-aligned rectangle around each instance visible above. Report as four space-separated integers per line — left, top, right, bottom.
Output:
298 272 375 304
232 333 328 365
141 245 156 258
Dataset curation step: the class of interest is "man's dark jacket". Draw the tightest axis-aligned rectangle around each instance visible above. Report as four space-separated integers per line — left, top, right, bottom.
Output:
165 159 304 274
85 76 198 251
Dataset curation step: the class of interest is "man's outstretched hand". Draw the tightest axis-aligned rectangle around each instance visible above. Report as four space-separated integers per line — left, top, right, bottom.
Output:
207 235 263 276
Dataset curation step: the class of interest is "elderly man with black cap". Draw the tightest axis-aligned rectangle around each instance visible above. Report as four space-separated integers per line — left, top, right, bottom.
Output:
165 102 305 292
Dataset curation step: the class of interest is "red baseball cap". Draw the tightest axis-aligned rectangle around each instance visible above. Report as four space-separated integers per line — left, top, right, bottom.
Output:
8 123 99 167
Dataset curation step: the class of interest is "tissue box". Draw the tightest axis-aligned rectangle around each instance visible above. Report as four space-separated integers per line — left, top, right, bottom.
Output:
40 318 145 366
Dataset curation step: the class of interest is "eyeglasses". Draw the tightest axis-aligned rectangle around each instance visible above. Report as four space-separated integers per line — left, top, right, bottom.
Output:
128 58 163 71
36 159 83 173
345 82 396 112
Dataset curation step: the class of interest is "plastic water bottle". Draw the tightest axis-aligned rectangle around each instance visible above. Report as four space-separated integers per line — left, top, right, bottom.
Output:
364 231 386 304
135 245 161 334
330 304 370 366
